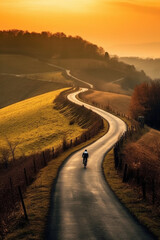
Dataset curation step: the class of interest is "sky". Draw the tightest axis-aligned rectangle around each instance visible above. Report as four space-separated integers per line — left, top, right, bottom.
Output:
1 0 160 58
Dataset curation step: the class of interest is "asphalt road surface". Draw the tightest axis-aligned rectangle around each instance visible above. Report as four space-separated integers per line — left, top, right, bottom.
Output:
46 88 154 240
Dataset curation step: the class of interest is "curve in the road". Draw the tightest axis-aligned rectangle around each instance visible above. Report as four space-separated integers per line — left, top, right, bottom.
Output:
47 63 93 89
66 70 93 89
46 88 154 240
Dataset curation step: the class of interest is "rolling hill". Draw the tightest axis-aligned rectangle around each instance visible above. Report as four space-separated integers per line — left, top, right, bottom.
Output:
0 30 151 98
50 58 151 95
0 89 84 159
120 57 160 80
0 54 73 108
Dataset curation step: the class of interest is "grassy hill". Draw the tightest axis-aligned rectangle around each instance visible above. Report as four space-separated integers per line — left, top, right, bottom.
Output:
0 54 73 108
0 89 84 159
51 58 150 95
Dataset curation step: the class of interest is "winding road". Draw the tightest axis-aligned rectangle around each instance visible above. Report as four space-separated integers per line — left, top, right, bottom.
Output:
47 63 93 89
46 88 154 240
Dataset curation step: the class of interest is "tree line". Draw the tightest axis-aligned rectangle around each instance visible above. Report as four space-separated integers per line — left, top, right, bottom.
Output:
0 30 104 58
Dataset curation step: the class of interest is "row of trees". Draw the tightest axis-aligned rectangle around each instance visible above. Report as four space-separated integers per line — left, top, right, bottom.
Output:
0 30 104 58
130 80 160 129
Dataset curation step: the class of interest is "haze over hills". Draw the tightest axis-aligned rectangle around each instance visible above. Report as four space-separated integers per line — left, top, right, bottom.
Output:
51 58 151 95
120 57 160 80
110 42 160 59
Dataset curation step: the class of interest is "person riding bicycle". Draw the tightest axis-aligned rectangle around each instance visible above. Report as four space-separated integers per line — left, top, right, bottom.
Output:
82 149 89 165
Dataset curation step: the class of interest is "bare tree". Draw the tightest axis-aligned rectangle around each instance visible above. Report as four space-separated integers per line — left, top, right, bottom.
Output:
4 135 20 162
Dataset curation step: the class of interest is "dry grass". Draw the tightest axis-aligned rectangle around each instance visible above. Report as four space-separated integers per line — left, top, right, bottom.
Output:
103 149 160 239
5 120 108 240
80 89 131 115
137 128 160 152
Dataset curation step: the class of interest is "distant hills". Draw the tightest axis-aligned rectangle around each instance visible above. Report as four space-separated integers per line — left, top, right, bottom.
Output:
51 58 151 95
0 30 152 103
111 42 160 59
120 57 160 79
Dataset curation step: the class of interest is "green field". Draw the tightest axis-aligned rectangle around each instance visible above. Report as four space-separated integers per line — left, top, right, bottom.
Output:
0 89 84 160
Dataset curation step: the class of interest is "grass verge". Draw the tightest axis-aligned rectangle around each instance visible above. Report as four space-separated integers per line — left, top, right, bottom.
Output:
5 120 108 240
103 149 160 239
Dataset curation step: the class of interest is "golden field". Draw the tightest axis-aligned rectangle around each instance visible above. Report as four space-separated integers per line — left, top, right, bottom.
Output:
0 89 84 160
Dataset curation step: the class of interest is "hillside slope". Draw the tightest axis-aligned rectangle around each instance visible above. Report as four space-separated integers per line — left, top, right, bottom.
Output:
51 58 150 95
0 89 84 158
0 54 73 108
79 89 131 115
0 30 151 96
120 57 160 79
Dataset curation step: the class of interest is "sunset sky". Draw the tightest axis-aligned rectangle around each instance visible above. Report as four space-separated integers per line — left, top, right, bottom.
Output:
1 0 160 58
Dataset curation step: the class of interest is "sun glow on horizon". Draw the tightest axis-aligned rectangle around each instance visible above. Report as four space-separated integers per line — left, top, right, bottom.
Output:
1 0 160 57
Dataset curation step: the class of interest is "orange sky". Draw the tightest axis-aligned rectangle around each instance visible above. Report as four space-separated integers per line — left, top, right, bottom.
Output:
1 0 160 58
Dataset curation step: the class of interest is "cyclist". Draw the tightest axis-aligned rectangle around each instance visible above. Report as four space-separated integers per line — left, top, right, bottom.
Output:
82 149 89 166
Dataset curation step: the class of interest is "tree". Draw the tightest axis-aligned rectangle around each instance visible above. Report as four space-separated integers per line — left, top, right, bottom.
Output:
130 80 160 129
105 51 110 60
0 30 105 59
4 136 20 162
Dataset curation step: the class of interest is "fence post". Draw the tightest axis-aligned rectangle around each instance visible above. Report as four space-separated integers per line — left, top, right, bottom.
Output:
43 151 47 166
24 168 28 186
9 177 13 192
52 147 55 158
136 169 140 185
18 186 28 221
9 177 14 202
123 164 128 182
33 159 36 173
152 179 155 205
75 137 78 146
142 179 146 200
